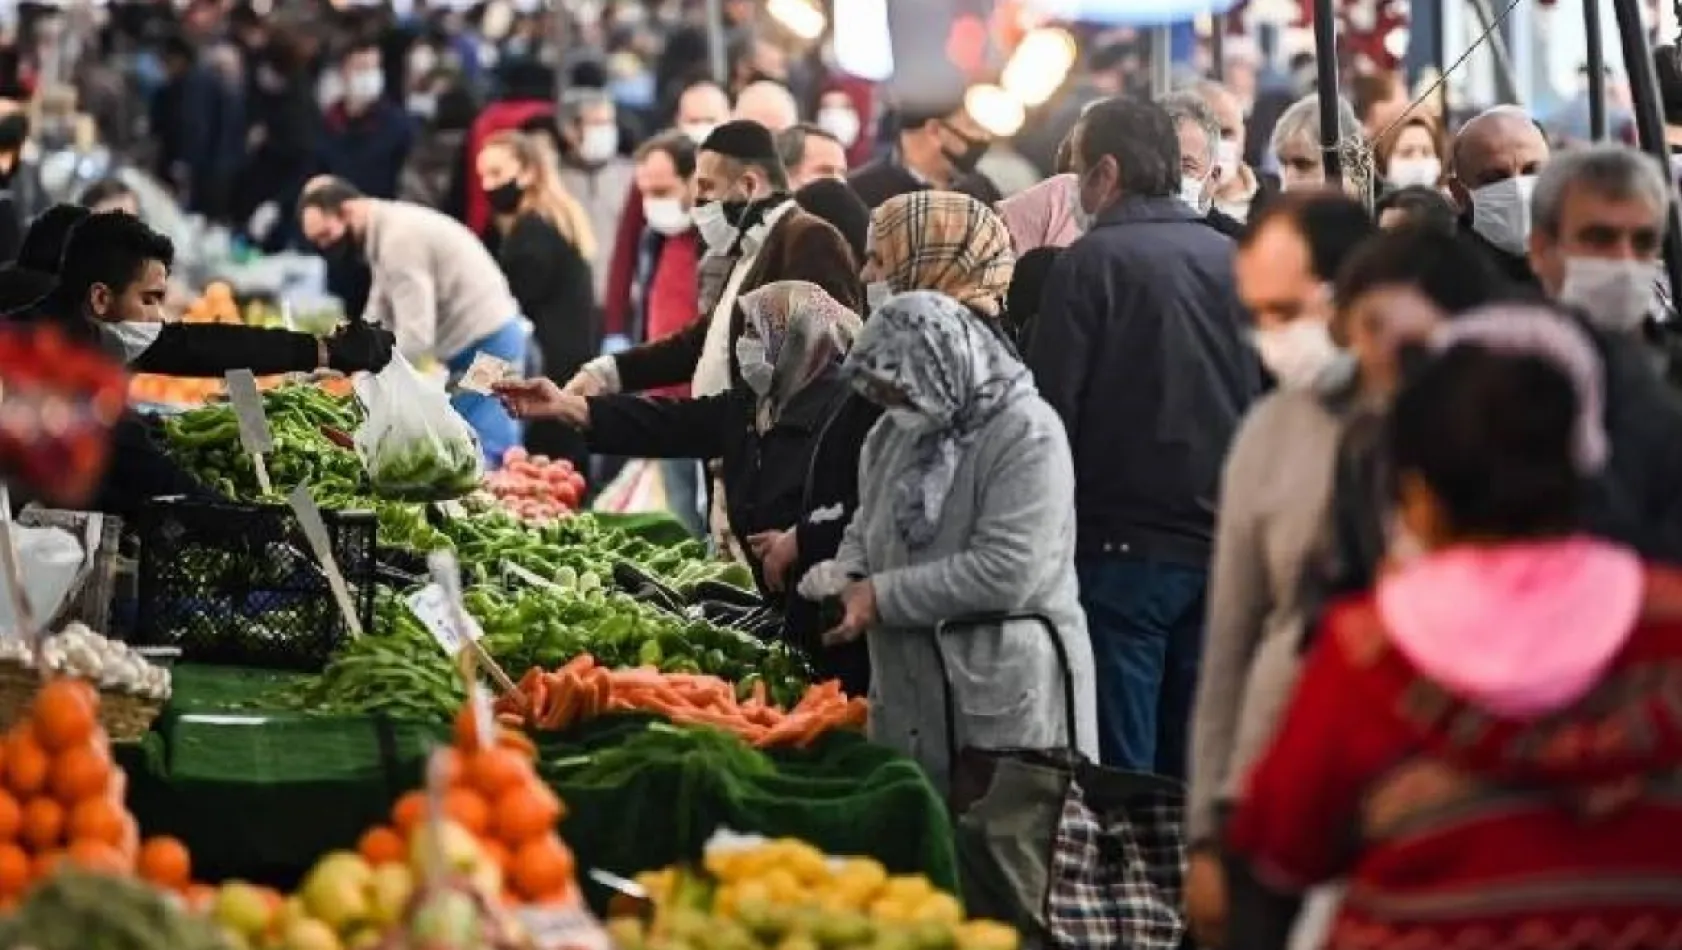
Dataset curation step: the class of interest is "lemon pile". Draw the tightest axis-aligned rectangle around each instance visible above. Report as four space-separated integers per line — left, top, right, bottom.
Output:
618 839 1017 950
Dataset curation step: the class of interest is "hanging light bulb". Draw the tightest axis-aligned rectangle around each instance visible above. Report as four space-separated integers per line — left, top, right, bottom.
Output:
768 0 827 41
965 83 1027 137
1000 27 1077 106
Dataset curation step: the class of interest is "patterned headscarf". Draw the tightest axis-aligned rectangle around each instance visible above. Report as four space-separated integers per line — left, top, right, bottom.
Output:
737 280 862 430
867 192 1015 318
843 290 1036 547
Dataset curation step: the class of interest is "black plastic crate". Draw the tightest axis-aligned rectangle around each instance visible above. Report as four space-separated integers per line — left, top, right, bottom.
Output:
134 497 377 671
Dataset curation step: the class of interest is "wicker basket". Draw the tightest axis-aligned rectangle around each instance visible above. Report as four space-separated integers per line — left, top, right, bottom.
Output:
0 661 163 743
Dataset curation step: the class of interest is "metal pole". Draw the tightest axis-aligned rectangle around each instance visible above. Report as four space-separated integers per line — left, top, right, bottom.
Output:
1468 0 1523 105
705 0 729 86
1611 0 1682 314
1149 26 1172 97
1211 14 1225 80
1584 0 1608 139
1311 0 1344 186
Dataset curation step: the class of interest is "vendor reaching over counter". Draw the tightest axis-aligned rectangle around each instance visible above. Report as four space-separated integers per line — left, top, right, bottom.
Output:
297 176 531 461
36 210 395 378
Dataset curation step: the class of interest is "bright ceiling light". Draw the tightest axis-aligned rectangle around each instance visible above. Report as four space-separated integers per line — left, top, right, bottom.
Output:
1000 27 1076 106
768 0 827 41
832 0 894 81
966 83 1027 138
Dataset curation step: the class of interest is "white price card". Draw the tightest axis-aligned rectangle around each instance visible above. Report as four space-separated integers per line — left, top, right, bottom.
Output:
457 352 517 395
406 583 485 657
286 485 366 639
225 369 275 494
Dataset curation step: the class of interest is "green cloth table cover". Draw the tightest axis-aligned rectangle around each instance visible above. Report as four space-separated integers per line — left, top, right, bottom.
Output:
117 666 958 904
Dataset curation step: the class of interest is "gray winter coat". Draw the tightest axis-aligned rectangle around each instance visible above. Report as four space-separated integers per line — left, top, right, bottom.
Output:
835 396 1100 792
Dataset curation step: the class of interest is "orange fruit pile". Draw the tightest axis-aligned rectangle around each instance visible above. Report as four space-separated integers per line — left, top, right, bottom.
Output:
357 704 578 907
0 679 192 904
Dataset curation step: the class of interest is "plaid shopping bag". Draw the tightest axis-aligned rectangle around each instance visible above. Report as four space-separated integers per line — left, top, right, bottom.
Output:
938 614 1188 950
1046 772 1187 950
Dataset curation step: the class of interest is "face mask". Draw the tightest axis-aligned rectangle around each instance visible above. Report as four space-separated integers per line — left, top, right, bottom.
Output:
941 126 989 175
1559 256 1661 332
0 114 29 150
1387 156 1442 189
734 335 774 395
643 197 690 235
1252 318 1339 389
609 72 654 110
1469 174 1537 256
1179 175 1207 212
866 281 893 311
691 200 738 250
1065 175 1094 233
816 107 860 147
97 319 164 364
345 69 384 105
487 180 524 215
680 121 717 145
578 124 620 164
1215 139 1241 180
886 406 931 432
406 92 437 119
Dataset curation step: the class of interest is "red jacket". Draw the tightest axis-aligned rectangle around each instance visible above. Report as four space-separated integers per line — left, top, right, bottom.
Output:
1229 567 1682 950
463 100 554 234
642 231 700 398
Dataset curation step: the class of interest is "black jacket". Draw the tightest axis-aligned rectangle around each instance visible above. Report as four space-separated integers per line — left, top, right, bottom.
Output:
1029 196 1261 565
584 369 871 691
93 414 221 519
845 156 1002 211
484 213 594 467
1458 218 1544 295
131 324 323 377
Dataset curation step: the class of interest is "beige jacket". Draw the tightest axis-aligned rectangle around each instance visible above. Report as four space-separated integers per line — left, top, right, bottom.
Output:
362 200 520 362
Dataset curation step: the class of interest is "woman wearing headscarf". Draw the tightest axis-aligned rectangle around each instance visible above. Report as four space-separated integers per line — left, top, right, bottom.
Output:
864 192 1018 345
995 173 1087 254
496 281 873 689
800 290 1098 791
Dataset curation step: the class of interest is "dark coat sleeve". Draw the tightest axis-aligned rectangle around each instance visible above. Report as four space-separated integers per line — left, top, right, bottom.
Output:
501 216 595 378
610 314 711 393
584 391 736 461
92 415 222 519
130 324 321 378
794 394 880 574
1026 248 1101 444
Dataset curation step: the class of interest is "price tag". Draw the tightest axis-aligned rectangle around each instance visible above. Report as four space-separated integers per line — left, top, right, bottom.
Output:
286 485 366 639
470 684 496 750
224 369 275 494
406 583 484 657
515 905 613 950
435 500 471 520
427 550 521 698
457 352 517 395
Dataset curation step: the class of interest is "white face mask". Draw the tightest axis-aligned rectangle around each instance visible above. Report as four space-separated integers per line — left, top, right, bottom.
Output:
345 69 384 105
1215 139 1241 181
691 201 737 251
1179 175 1208 213
98 319 164 364
1252 318 1339 389
643 197 690 236
1066 175 1094 233
1559 256 1661 332
816 107 860 148
406 92 437 119
866 281 893 311
1386 156 1442 189
578 124 620 164
734 335 774 394
1469 175 1537 256
680 121 717 146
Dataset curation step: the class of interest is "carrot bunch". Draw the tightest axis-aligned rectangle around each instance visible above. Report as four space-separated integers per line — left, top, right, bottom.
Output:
495 655 868 748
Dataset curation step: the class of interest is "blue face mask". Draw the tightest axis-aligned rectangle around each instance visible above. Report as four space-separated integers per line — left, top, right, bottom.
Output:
609 72 655 110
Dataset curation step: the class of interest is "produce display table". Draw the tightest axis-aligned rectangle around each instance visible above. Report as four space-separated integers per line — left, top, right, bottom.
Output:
116 667 959 903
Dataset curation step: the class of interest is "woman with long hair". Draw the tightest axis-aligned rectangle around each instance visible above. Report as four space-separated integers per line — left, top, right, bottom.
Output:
477 130 598 468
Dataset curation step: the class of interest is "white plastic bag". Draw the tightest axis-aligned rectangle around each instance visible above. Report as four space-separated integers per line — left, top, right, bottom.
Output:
353 353 484 500
0 525 83 636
